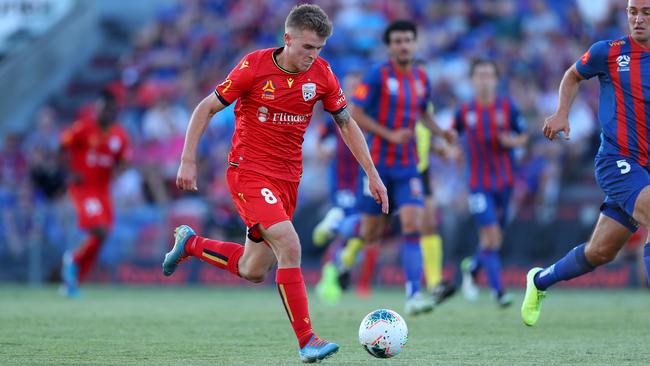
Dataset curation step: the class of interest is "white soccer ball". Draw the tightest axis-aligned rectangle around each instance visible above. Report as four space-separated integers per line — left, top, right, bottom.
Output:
358 309 408 358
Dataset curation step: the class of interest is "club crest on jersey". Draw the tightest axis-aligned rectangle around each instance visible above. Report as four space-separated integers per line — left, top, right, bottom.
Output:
302 83 316 101
108 136 122 152
387 78 399 95
261 80 276 100
257 106 269 122
415 80 425 97
617 55 630 72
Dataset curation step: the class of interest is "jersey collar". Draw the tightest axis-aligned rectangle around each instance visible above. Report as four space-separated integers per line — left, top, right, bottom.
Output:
272 48 300 75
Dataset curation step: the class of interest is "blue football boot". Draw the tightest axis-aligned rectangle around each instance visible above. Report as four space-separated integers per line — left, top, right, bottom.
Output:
60 251 80 298
299 335 339 363
162 225 195 276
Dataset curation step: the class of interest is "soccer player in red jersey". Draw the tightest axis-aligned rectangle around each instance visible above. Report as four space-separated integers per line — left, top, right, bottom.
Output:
521 0 650 326
162 5 388 363
60 90 130 298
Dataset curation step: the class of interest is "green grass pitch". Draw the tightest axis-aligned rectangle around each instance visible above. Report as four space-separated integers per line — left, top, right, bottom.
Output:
1 286 648 365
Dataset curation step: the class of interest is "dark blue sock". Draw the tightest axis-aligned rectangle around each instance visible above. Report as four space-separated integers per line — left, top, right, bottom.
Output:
478 248 504 295
534 243 595 291
401 233 422 298
643 243 650 287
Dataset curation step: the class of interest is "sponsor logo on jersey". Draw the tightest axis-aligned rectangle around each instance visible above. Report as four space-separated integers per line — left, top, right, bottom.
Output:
617 54 630 72
609 40 626 47
271 112 311 124
287 78 294 88
302 83 316 101
261 80 276 100
580 50 590 65
239 60 249 70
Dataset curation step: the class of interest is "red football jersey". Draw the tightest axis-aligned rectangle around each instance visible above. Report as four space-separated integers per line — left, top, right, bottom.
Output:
60 118 130 187
215 48 347 182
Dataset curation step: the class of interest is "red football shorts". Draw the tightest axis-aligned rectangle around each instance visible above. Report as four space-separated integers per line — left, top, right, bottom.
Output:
226 166 298 237
68 184 113 230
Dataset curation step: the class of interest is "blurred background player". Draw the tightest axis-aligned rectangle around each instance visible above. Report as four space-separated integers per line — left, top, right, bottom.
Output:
351 20 454 315
454 59 528 307
312 72 374 303
60 89 130 298
522 0 650 326
161 4 388 363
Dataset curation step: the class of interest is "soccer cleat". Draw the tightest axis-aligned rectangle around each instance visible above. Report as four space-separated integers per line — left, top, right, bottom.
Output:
299 334 339 363
404 291 435 316
521 267 546 326
60 251 80 298
315 262 342 305
336 267 351 291
162 225 195 276
496 292 513 308
312 208 344 247
432 281 457 306
461 257 479 302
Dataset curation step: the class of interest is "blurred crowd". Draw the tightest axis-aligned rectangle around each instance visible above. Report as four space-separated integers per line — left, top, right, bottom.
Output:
0 0 633 281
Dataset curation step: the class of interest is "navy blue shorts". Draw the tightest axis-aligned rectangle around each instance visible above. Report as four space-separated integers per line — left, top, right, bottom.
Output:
594 154 649 232
467 188 512 228
357 165 424 215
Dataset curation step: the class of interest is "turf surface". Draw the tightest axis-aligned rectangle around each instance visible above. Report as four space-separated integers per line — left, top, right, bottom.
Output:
0 286 648 365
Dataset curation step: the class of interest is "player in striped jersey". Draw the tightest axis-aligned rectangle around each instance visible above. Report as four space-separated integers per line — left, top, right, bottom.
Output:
522 0 650 326
351 20 454 315
453 59 528 307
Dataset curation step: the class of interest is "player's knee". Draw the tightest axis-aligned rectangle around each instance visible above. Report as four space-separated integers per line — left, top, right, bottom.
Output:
401 220 421 234
585 244 616 266
240 268 268 283
277 244 301 267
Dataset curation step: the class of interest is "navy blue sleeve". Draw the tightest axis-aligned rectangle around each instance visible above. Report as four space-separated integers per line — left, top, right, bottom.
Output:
575 40 610 80
351 66 381 110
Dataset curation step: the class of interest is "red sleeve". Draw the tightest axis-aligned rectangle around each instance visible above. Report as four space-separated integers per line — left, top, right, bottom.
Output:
60 120 85 149
214 53 257 106
321 65 347 114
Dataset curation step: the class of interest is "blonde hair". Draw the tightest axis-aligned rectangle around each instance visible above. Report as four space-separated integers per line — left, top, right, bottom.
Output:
285 4 332 38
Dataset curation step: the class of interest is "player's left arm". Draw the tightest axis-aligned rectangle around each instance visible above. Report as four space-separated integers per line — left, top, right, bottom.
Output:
333 108 388 214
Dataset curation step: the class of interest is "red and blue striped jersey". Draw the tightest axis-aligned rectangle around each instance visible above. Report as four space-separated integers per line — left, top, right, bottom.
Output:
317 123 358 192
453 97 525 191
351 61 431 168
576 35 650 166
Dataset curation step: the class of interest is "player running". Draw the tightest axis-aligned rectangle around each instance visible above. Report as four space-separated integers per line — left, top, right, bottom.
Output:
162 5 388 363
60 90 130 298
453 59 528 307
351 20 454 315
522 0 650 326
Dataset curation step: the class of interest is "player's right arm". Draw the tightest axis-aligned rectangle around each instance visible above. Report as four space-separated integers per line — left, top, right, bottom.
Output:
544 40 608 141
351 105 412 145
176 93 227 191
542 65 583 141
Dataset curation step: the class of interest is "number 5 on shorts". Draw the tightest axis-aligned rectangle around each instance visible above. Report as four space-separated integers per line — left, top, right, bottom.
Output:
617 159 631 175
261 188 278 204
